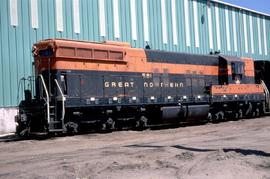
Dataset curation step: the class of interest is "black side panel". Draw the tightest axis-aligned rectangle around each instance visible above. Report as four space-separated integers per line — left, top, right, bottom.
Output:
50 70 218 107
145 50 219 66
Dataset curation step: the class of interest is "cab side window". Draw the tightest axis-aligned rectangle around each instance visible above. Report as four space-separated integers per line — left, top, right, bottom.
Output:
231 62 244 83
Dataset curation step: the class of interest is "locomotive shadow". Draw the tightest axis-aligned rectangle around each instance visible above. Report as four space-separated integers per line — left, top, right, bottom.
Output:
0 133 26 142
222 148 270 157
0 133 53 142
126 144 270 157
173 145 270 157
0 120 236 142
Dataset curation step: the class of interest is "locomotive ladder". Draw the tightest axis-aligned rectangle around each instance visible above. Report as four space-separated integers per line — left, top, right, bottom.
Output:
261 80 270 113
39 75 66 132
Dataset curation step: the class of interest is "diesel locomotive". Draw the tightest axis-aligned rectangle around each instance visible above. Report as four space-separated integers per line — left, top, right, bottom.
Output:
15 39 270 136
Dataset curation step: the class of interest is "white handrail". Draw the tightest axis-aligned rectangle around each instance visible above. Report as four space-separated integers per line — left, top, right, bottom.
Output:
261 80 270 111
54 79 66 127
39 74 50 124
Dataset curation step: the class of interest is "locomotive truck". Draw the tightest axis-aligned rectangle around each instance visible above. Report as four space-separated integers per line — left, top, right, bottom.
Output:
15 39 270 136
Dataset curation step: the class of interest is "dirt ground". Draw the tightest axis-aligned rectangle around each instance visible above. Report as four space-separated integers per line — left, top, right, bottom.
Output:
0 117 270 179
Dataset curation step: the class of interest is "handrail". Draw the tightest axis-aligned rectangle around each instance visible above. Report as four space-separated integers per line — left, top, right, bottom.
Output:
39 74 50 124
16 77 26 105
54 79 66 128
261 80 270 111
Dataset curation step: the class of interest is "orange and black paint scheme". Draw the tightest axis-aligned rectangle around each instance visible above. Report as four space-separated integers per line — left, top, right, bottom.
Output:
15 39 269 135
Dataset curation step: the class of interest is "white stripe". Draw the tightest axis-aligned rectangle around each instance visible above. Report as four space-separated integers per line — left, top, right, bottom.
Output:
193 0 199 48
9 0 18 26
113 0 120 38
55 0 63 32
99 0 106 37
73 0 80 34
243 13 248 53
31 0 38 28
215 4 221 50
142 0 149 42
184 0 190 46
232 10 237 51
249 14 254 54
130 0 137 40
263 18 268 55
171 0 178 45
257 16 262 54
225 8 230 51
207 5 213 49
161 0 168 44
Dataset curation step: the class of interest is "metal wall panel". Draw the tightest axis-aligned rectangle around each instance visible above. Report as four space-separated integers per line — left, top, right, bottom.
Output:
1 0 12 106
0 0 270 107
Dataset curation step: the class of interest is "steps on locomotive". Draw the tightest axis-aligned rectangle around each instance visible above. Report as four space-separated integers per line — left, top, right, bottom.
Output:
48 105 64 132
261 80 270 114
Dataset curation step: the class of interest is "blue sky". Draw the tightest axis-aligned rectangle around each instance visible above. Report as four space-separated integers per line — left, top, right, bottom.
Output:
221 0 270 15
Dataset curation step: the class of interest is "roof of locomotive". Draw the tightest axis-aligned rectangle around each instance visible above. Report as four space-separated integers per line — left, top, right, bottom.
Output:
145 49 219 66
33 39 228 66
33 38 130 52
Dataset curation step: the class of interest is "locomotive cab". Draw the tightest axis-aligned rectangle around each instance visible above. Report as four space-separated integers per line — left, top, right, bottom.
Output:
218 55 245 85
210 55 265 120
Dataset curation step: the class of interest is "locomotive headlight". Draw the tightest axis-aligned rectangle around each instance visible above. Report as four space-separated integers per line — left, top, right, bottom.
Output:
113 97 118 101
150 96 155 100
167 96 172 100
60 75 65 82
183 96 187 100
223 95 227 98
197 95 201 99
132 96 137 101
90 97 95 102
234 94 238 98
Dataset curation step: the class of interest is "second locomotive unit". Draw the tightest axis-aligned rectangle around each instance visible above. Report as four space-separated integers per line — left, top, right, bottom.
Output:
15 39 270 136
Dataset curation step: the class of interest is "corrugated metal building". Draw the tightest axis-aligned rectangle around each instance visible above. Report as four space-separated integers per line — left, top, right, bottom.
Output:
0 0 270 107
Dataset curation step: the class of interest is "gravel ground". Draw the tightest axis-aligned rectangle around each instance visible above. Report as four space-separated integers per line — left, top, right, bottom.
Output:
0 117 270 179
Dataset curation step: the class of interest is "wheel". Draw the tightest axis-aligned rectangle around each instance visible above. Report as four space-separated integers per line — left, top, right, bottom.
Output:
135 120 140 128
64 122 79 134
238 109 243 119
252 109 257 118
135 116 148 129
255 108 260 117
207 113 212 121
102 117 115 131
215 111 224 121
235 111 239 120
140 116 148 128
